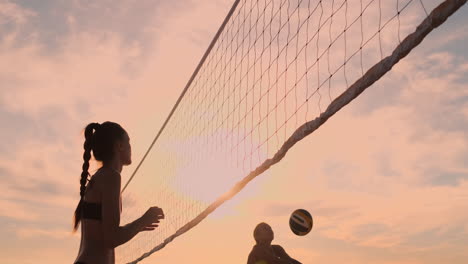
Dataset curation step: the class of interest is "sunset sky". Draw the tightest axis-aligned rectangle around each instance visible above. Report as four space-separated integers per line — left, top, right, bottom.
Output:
1 0 468 263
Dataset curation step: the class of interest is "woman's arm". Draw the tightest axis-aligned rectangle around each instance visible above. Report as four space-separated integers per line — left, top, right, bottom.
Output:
101 171 145 248
272 245 302 264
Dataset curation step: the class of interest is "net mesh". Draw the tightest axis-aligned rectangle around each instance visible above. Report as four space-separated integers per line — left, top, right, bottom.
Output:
116 0 466 263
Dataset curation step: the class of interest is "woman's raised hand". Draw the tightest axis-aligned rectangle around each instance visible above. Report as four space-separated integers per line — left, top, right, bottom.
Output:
141 206 164 231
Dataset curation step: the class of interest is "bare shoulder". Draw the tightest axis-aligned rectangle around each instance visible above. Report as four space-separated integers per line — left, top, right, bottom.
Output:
271 244 287 256
272 244 284 250
249 245 270 257
92 168 121 190
247 246 258 264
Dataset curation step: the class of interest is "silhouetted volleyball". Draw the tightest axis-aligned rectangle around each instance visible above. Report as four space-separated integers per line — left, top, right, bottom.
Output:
289 209 313 236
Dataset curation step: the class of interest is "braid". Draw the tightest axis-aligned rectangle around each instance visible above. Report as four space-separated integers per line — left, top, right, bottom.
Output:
72 122 100 232
80 126 95 198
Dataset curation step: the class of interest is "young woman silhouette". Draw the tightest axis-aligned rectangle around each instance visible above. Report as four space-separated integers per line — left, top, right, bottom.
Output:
72 122 164 264
247 222 301 264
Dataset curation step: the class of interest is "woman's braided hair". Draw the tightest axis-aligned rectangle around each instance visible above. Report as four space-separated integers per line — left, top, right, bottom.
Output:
72 121 126 232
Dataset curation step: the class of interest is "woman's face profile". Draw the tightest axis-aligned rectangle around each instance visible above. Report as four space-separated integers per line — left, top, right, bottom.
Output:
119 132 132 165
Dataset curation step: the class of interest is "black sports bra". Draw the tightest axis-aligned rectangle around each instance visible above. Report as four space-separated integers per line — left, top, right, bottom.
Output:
81 200 102 220
81 169 122 221
80 176 102 221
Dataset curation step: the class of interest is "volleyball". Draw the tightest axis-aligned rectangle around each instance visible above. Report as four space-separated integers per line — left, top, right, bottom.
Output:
289 209 313 236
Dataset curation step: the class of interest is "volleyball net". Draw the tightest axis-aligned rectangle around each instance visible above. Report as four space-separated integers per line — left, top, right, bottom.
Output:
117 0 466 263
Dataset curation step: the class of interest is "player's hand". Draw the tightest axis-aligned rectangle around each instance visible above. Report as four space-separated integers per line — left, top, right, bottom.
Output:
141 206 164 231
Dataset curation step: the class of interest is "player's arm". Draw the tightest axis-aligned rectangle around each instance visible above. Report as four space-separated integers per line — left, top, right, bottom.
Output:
272 245 302 264
102 171 145 248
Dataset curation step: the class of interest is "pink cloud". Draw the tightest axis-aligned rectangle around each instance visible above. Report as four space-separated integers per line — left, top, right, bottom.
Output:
0 199 38 221
0 0 35 25
16 227 71 239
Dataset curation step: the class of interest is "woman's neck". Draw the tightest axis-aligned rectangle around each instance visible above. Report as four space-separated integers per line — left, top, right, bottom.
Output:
257 241 272 247
102 159 123 174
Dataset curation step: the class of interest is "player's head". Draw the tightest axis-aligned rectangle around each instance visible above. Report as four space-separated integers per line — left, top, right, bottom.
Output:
253 222 274 245
84 121 132 166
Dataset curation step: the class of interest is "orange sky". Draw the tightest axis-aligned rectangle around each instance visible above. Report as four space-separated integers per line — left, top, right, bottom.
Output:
1 0 467 263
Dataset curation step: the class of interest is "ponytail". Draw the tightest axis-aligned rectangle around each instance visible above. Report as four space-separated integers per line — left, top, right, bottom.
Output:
72 122 100 232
